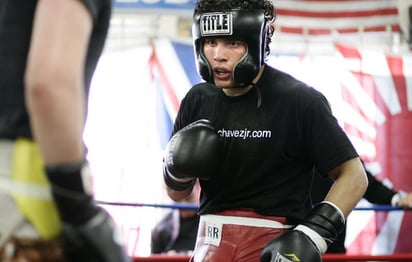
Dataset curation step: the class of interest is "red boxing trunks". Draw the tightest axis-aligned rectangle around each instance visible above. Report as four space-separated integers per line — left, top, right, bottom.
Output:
190 209 293 262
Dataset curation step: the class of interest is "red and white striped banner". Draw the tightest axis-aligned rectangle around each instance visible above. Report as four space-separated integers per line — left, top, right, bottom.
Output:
274 0 401 36
336 44 412 254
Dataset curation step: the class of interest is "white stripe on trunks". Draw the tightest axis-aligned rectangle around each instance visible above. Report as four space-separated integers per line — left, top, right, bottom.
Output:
200 214 293 229
0 177 51 200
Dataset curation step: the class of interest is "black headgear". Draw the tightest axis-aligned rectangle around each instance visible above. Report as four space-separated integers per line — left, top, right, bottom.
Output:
192 9 269 87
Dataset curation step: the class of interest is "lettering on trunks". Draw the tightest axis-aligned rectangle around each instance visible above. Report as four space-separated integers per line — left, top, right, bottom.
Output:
204 221 222 247
200 13 232 36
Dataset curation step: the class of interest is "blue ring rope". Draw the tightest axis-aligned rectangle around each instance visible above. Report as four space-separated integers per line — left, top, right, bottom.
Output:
96 201 404 211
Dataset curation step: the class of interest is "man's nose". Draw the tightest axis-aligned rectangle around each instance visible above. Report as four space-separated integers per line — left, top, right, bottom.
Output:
213 43 227 61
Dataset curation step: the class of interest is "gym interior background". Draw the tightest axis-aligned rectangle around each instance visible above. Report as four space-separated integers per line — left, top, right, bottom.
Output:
83 0 412 257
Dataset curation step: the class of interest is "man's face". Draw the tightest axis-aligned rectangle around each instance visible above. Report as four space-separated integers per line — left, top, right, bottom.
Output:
202 37 247 89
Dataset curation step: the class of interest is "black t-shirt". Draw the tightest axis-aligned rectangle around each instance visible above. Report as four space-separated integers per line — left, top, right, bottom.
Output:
0 0 111 139
173 65 358 222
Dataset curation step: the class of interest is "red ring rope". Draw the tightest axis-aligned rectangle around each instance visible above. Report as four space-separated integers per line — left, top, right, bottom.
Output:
131 253 412 261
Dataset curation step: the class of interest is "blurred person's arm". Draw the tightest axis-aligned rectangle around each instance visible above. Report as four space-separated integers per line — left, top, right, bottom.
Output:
364 169 396 204
25 0 92 165
364 169 412 208
396 193 412 208
24 1 131 261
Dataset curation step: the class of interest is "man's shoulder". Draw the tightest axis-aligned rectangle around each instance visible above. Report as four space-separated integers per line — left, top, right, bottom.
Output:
263 65 309 89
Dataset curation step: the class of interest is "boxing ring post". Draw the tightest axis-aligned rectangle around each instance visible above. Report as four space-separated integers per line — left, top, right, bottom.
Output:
96 201 412 261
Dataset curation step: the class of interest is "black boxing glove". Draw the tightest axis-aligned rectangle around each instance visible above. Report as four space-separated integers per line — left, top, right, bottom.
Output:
260 230 322 262
60 209 131 262
163 119 223 191
45 162 131 262
261 201 345 262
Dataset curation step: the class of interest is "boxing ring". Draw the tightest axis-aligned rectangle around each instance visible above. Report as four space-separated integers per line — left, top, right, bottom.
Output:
97 201 412 262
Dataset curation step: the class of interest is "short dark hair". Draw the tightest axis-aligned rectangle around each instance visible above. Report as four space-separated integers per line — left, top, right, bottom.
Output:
194 0 276 22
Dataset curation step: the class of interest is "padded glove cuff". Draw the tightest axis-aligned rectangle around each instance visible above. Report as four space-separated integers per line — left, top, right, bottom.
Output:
163 166 196 191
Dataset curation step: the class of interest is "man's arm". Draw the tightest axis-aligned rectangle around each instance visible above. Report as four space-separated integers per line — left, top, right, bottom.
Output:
324 157 368 217
25 0 91 165
261 157 368 262
24 1 131 261
163 119 223 201
167 187 195 202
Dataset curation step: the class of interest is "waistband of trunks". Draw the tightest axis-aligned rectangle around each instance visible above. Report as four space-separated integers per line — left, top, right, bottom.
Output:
201 209 294 229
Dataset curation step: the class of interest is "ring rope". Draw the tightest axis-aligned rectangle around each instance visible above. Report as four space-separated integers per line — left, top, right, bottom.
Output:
96 201 404 211
130 253 412 261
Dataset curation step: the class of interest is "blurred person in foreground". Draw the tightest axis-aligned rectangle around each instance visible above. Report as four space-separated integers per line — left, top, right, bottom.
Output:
0 0 130 261
161 0 368 261
151 182 201 255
